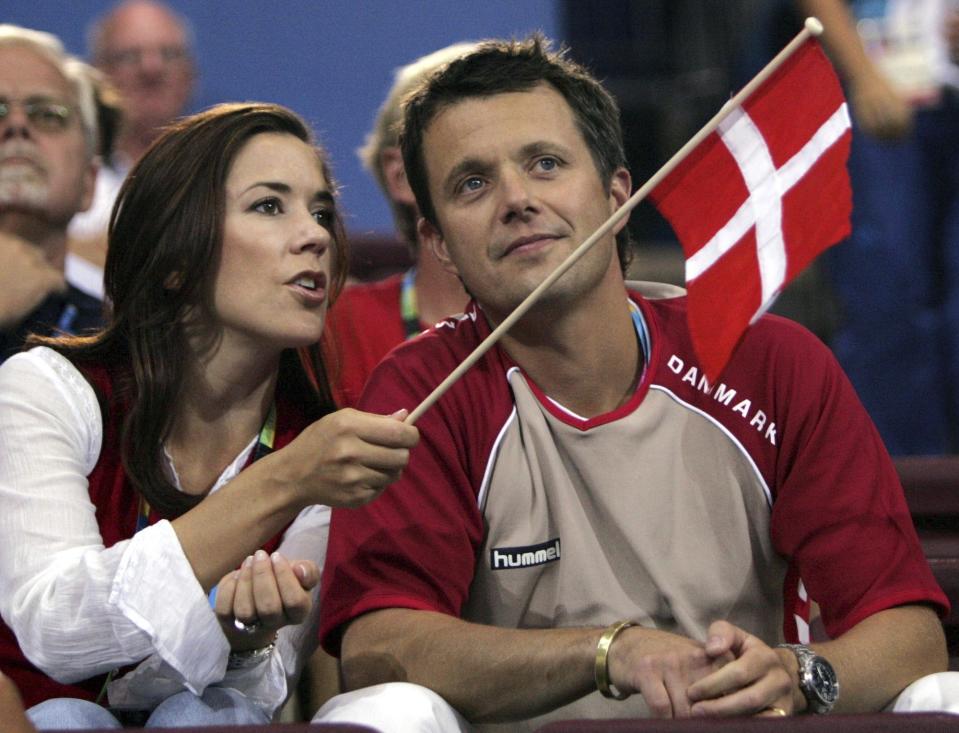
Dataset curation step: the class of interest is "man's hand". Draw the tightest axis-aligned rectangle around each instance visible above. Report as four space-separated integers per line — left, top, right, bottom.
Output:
0 231 64 330
606 626 733 718
946 10 959 64
214 550 319 651
686 620 798 717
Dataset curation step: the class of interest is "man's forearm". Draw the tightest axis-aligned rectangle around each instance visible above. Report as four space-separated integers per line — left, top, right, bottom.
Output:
797 0 876 83
812 605 947 713
341 608 604 722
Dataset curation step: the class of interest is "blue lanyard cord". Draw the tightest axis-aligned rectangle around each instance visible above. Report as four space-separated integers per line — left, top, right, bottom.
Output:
629 299 651 384
56 303 79 334
400 268 421 339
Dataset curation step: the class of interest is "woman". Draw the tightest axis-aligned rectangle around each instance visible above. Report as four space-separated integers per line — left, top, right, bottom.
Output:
0 102 418 728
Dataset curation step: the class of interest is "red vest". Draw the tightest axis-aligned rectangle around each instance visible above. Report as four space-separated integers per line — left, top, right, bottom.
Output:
0 360 311 708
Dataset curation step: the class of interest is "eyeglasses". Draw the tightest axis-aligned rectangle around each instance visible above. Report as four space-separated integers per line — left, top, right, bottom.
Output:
103 45 190 69
0 97 74 133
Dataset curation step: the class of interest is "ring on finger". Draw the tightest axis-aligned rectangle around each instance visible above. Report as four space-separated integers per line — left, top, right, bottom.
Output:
765 706 788 717
234 617 262 634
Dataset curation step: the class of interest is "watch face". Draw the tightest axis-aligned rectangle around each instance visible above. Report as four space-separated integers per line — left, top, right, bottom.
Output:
811 659 840 704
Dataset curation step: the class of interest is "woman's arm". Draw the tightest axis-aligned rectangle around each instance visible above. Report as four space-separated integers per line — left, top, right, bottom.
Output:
214 506 330 718
168 407 418 591
0 348 225 690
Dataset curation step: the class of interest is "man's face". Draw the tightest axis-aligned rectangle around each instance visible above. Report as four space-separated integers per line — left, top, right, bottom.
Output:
418 83 630 324
0 45 96 226
98 2 194 134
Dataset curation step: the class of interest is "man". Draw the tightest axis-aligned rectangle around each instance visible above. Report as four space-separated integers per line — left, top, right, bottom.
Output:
0 25 100 362
325 44 473 407
316 36 955 730
68 0 195 265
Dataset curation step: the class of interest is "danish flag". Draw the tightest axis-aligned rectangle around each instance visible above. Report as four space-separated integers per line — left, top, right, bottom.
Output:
650 37 851 382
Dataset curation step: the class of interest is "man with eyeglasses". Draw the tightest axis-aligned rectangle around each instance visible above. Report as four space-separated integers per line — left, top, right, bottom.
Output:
0 25 101 362
68 0 195 266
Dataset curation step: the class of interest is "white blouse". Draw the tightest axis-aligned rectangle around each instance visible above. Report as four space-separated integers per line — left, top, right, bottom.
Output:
0 347 329 717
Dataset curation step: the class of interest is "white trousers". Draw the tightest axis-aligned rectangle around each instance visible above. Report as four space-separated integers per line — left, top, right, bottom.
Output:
890 671 959 713
314 672 959 733
313 681 472 733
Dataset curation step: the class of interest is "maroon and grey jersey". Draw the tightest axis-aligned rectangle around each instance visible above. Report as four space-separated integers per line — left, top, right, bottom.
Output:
320 282 946 724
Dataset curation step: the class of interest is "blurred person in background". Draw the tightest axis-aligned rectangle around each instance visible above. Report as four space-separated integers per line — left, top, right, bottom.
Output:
0 25 101 362
800 0 959 455
68 0 195 273
324 43 473 407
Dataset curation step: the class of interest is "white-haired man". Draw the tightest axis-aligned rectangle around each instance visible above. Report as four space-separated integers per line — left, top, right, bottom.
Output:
0 24 100 362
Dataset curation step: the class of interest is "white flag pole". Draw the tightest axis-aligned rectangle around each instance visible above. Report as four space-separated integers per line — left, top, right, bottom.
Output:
405 17 824 425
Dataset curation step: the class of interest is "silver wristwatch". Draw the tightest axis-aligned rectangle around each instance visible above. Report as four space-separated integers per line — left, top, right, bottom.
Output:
777 643 839 714
227 641 275 671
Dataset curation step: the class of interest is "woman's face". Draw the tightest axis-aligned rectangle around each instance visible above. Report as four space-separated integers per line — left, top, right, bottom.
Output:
212 131 335 353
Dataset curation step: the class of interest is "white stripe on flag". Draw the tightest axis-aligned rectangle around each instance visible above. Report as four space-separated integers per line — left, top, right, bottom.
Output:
684 103 851 316
717 108 786 306
779 103 852 191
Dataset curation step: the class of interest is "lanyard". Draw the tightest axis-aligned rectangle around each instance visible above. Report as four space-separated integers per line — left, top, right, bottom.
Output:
135 401 277 532
629 299 651 386
400 268 421 340
56 303 79 334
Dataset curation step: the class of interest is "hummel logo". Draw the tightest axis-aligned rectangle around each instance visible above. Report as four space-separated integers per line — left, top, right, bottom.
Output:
490 538 561 570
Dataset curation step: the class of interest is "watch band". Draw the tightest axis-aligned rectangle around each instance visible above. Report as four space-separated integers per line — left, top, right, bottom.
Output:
777 643 839 714
227 641 275 670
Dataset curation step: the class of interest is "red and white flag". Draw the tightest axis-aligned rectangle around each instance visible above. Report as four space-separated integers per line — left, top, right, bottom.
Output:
650 37 851 382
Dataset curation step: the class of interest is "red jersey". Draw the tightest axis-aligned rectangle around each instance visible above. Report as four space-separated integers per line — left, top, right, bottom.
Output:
320 284 947 678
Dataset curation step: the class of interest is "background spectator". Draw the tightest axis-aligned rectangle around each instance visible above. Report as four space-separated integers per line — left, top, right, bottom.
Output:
799 0 959 455
68 0 196 272
0 24 101 362
324 43 474 407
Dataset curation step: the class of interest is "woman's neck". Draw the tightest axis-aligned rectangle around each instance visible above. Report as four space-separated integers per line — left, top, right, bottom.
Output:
165 338 282 494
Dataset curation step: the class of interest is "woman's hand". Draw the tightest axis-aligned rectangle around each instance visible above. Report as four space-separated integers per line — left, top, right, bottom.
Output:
214 550 319 651
270 407 420 509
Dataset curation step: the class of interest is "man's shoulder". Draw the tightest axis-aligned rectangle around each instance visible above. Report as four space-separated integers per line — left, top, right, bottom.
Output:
338 272 404 307
637 282 840 453
386 302 492 363
327 273 405 333
625 279 829 368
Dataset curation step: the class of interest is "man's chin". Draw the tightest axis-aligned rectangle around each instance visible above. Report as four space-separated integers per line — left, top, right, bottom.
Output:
0 180 49 211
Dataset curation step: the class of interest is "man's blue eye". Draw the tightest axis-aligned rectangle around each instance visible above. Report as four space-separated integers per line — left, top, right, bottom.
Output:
537 158 558 171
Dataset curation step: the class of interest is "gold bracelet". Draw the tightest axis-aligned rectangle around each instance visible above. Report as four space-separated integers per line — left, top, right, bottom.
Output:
594 620 636 699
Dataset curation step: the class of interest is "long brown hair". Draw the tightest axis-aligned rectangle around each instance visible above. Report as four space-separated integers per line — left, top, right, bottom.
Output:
31 103 348 516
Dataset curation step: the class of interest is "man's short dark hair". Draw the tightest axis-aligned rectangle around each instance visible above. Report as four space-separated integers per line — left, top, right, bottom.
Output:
399 33 633 273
